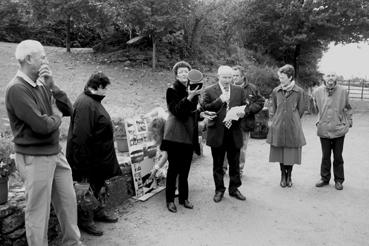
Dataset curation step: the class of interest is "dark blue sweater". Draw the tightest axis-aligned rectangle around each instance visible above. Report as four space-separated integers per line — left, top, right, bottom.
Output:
5 76 72 155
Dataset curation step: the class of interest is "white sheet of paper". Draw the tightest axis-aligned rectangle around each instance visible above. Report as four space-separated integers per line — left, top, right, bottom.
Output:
223 105 246 122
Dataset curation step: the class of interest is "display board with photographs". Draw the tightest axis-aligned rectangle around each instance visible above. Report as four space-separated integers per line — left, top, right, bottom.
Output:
124 117 165 201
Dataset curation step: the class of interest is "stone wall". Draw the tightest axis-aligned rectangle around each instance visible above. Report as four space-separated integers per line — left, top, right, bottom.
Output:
0 165 134 246
0 187 60 246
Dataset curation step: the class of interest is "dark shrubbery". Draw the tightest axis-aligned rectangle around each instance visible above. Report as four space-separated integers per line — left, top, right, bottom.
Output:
0 0 30 43
0 1 101 48
26 21 101 48
245 64 279 98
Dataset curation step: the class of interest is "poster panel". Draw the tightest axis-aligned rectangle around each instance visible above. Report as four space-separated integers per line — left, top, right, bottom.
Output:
124 116 165 201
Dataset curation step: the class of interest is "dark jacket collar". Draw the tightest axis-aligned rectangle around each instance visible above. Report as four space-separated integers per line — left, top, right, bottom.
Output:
173 80 188 92
239 77 249 88
84 87 105 102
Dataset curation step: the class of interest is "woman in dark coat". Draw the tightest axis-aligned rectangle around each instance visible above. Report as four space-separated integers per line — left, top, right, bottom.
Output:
162 61 202 213
66 71 122 236
267 64 306 188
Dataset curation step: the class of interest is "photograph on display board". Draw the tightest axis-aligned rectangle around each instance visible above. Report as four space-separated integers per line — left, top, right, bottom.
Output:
136 118 147 133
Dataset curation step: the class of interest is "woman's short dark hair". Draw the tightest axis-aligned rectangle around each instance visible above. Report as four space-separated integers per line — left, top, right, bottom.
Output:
172 61 191 77
278 64 295 80
86 71 111 90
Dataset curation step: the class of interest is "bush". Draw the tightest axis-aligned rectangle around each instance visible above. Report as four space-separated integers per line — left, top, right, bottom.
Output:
0 1 31 43
0 0 101 48
245 64 279 98
0 137 15 179
28 21 101 48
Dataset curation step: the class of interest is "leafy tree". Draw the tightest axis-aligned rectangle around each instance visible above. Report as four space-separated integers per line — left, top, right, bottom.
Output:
48 0 93 52
0 0 30 42
182 0 220 55
27 0 107 51
123 0 191 70
236 0 369 87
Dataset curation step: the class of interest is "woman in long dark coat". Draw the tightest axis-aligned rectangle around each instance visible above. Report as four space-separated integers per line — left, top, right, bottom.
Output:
66 71 122 236
162 61 202 213
267 65 306 188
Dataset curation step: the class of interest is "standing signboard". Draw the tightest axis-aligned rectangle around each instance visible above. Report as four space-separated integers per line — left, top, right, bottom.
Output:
124 116 165 201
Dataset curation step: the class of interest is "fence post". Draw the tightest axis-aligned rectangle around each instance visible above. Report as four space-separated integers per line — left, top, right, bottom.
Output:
361 80 364 100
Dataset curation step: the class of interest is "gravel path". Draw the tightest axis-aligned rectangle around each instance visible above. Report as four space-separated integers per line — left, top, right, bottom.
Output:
83 113 369 246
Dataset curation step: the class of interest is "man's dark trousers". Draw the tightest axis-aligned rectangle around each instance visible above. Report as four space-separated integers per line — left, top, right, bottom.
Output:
211 127 242 193
320 136 345 183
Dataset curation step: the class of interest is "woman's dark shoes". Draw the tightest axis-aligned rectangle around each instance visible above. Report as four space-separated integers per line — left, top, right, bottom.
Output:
179 200 194 209
315 180 329 187
280 180 287 187
229 189 246 201
335 182 343 190
286 173 293 187
280 173 287 188
167 202 177 213
213 191 224 203
79 223 103 236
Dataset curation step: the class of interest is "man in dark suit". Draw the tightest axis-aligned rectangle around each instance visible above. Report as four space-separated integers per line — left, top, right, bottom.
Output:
201 65 247 202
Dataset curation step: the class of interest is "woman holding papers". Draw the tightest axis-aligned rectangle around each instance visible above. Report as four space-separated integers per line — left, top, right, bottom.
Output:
267 64 306 188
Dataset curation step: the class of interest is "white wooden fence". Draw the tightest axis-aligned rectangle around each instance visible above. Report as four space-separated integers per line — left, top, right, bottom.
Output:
339 80 369 100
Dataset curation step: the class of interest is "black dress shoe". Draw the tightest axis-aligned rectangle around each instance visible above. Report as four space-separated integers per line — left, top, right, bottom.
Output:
167 202 177 213
179 200 194 209
213 192 224 203
315 179 329 187
335 182 343 190
229 190 246 201
79 223 103 236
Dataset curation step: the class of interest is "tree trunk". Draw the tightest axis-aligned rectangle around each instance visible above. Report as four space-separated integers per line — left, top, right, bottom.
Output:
66 15 71 53
190 17 204 55
293 44 301 81
152 38 156 71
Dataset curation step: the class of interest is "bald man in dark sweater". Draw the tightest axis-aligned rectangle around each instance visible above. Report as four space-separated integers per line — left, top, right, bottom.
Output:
5 40 83 246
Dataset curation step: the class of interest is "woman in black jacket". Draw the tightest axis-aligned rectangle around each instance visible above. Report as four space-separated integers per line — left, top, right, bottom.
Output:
66 71 122 236
162 61 202 213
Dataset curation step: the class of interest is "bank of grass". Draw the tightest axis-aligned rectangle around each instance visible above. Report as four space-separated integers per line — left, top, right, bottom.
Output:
0 42 175 136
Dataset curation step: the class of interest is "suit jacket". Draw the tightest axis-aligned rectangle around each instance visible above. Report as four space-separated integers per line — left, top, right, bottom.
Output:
201 83 246 148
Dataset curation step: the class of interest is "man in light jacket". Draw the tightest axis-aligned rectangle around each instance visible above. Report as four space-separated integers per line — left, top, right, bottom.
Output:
310 72 352 190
